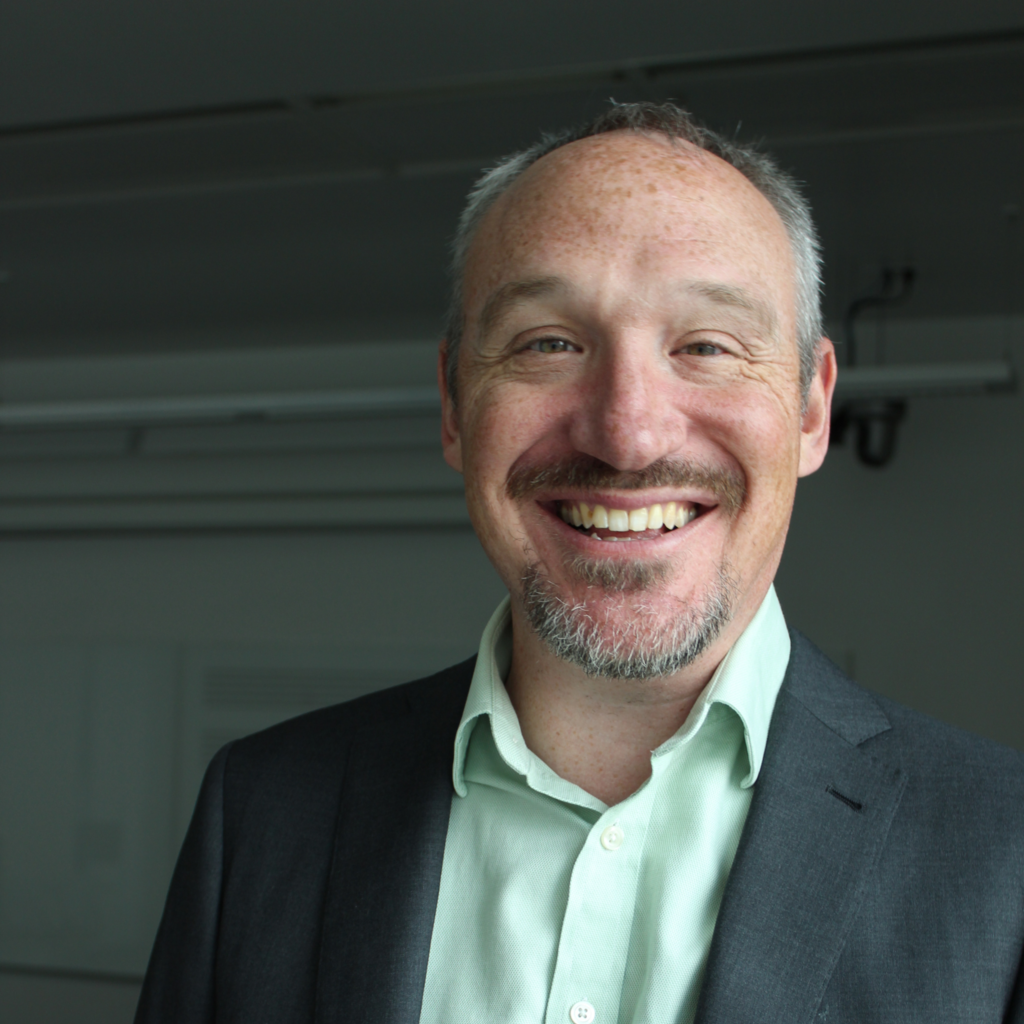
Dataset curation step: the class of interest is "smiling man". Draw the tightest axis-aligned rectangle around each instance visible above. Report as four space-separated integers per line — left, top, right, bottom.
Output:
439 119 830 809
136 104 1024 1024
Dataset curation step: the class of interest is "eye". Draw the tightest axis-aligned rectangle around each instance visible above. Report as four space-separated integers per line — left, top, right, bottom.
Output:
679 340 725 356
528 336 577 354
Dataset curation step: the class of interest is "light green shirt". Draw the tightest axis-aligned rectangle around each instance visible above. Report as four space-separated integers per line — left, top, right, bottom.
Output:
419 586 791 1024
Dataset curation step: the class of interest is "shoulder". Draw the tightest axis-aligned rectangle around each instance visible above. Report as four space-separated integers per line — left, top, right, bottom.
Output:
869 689 1024 811
215 656 476 818
785 629 1024 813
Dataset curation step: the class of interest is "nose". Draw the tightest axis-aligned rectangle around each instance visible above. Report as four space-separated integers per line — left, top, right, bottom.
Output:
567 337 683 471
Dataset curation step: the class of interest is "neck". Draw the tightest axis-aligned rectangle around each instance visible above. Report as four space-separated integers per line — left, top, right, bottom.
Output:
503 594 764 807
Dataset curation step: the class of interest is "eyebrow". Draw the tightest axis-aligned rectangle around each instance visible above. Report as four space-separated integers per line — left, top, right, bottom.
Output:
478 276 567 338
476 275 780 340
686 281 779 337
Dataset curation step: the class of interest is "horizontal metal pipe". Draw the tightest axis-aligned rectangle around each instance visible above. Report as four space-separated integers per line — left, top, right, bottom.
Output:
833 359 1015 400
0 386 441 430
0 960 143 985
0 361 1012 432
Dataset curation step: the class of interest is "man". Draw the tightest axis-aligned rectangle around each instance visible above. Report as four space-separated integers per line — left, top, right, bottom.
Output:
136 103 1024 1023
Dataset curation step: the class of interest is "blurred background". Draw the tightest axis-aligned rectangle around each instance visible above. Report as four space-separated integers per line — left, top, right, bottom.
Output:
0 1 1022 1019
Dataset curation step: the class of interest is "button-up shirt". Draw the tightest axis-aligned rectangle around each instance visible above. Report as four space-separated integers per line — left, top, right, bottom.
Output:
419 585 790 1024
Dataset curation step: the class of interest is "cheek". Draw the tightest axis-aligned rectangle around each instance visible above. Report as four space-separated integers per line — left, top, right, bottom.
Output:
461 383 568 488
700 385 804 498
729 410 802 559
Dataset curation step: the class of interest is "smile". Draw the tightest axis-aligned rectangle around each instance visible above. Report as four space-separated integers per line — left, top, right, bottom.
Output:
556 500 699 541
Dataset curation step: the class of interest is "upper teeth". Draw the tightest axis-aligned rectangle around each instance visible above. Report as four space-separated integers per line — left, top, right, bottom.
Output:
558 501 697 532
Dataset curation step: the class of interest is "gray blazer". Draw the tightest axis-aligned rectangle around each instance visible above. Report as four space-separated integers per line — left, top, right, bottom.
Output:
135 631 1024 1022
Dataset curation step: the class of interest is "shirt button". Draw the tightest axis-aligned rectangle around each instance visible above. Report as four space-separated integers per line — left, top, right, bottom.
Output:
600 824 624 851
569 1001 596 1023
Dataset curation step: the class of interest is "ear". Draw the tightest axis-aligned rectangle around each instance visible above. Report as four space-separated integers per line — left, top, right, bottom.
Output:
798 338 837 478
438 340 464 473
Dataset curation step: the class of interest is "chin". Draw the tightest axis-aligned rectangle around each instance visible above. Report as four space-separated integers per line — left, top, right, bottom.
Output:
518 560 738 680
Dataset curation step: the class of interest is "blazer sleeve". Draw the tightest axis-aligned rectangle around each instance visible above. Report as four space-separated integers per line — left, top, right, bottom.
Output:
134 743 233 1024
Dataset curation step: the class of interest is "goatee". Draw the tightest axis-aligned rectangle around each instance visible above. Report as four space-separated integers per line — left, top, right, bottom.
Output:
520 560 737 680
509 452 745 679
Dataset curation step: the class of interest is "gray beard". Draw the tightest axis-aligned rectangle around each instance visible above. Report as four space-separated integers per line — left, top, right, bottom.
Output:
521 557 736 680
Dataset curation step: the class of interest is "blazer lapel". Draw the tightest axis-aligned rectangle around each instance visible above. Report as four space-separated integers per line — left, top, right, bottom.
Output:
314 661 472 1024
695 633 907 1024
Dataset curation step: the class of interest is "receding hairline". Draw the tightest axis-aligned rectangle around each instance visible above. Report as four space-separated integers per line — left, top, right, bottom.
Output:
466 138 788 346
443 100 824 402
474 128 774 237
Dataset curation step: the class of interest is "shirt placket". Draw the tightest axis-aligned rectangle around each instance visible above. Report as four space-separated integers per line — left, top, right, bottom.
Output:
543 766 663 1024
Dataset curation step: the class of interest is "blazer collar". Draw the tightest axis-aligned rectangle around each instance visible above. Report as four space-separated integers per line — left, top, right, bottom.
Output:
313 658 474 1024
694 630 907 1024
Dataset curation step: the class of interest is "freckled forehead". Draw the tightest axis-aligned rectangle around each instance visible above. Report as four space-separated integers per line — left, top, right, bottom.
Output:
466 132 792 288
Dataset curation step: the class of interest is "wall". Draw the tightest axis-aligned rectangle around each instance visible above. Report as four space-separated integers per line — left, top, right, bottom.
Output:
779 314 1024 746
0 314 1021 1019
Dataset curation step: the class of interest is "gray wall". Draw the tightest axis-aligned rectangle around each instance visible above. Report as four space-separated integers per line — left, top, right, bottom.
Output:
779 315 1024 746
0 522 508 1019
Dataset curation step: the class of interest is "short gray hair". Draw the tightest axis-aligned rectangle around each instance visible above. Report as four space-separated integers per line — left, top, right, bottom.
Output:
443 101 823 400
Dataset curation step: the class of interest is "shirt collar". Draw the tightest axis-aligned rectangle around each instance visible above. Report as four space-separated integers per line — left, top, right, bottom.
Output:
453 596 518 796
452 585 790 797
658 585 790 787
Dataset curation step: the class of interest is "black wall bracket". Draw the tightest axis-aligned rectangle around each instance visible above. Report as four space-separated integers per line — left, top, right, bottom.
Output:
830 398 907 467
832 267 916 468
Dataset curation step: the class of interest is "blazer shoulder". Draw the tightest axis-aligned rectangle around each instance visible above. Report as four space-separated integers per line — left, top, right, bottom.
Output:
221 655 476 795
783 629 892 748
786 628 1024 793
870 688 1024 791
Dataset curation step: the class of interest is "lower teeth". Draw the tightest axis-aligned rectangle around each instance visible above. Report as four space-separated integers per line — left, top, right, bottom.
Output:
581 526 668 539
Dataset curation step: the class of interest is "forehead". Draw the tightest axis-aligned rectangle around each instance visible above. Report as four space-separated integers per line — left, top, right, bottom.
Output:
463 132 794 321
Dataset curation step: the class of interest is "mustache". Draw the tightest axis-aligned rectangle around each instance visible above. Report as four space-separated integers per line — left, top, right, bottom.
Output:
505 454 746 514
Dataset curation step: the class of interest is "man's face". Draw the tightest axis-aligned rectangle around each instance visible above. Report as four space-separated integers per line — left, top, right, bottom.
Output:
442 132 834 676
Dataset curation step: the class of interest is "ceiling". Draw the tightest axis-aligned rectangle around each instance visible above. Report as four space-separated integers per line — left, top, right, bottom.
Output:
0 1 1022 360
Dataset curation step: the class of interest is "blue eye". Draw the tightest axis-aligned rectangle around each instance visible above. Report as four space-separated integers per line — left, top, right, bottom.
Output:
684 341 723 356
530 337 574 354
